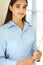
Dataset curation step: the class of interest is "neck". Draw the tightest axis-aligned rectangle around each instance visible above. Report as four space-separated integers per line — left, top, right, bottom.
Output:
12 17 24 31
12 16 23 24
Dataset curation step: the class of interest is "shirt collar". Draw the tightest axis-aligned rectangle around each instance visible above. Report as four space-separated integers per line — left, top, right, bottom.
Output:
23 21 32 32
7 20 31 31
7 20 16 28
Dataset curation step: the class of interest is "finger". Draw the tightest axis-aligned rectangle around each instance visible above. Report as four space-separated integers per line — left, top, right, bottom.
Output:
33 51 42 57
37 50 42 55
32 55 41 60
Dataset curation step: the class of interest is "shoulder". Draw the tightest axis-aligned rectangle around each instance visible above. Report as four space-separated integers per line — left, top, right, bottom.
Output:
0 25 6 38
26 21 36 35
0 21 11 31
26 21 36 30
0 24 8 32
0 22 10 37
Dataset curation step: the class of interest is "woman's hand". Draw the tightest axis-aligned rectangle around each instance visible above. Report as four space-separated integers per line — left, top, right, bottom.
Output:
32 50 42 61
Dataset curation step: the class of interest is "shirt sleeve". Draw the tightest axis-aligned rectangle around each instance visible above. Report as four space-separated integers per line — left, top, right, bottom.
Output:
0 28 17 65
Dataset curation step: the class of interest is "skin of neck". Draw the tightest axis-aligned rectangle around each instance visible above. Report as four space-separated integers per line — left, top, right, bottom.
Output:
12 16 24 30
12 15 23 24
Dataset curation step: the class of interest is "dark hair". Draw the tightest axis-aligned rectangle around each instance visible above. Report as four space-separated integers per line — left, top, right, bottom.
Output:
4 0 28 24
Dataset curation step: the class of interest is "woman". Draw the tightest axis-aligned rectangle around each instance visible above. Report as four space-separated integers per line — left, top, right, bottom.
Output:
0 0 42 65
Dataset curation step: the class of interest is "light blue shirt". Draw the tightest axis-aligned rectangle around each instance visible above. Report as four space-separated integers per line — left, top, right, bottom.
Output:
0 21 37 65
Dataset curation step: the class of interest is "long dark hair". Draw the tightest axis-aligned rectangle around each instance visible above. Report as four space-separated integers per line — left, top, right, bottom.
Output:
4 0 28 24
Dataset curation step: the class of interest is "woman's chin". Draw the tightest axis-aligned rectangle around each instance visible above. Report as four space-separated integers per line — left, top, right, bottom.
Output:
17 16 24 20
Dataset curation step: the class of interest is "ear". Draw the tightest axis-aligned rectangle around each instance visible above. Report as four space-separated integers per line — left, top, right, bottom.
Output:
9 5 12 11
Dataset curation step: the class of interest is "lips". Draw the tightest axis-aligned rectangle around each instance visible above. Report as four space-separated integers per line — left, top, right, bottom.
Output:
18 13 24 15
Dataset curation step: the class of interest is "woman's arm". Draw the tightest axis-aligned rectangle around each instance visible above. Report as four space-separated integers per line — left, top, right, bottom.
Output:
16 50 42 65
0 29 17 65
0 40 17 65
16 57 35 65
